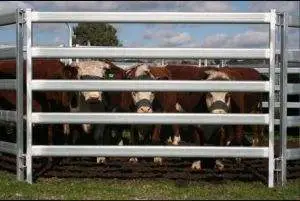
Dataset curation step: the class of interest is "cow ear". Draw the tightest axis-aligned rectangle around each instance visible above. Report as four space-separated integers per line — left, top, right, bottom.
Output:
204 70 216 76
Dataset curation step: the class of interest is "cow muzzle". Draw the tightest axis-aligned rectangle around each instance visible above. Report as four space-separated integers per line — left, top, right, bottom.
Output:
84 92 102 104
136 99 153 113
208 101 229 114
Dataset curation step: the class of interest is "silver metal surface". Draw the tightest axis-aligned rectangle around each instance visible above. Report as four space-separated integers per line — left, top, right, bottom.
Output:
287 84 300 94
279 12 288 186
31 80 270 92
0 47 16 59
288 49 300 62
0 12 16 26
0 141 17 155
275 84 300 93
262 102 300 108
16 8 25 182
0 80 16 90
31 145 269 158
0 110 17 121
286 116 300 127
30 12 271 24
25 8 33 184
288 15 300 27
254 68 300 74
286 148 300 160
31 47 270 59
31 112 269 125
268 9 276 188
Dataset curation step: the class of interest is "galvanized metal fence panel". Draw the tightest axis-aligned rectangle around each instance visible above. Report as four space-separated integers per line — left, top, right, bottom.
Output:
24 9 278 188
0 9 25 181
279 12 300 186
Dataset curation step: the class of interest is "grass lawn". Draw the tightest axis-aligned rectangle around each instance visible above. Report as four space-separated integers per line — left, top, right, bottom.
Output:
0 171 299 200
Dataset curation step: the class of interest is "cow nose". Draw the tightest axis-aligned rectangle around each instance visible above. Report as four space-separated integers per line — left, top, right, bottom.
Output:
138 106 153 113
212 109 226 114
87 97 100 104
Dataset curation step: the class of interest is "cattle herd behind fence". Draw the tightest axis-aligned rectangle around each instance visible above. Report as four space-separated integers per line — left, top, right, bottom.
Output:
0 8 299 188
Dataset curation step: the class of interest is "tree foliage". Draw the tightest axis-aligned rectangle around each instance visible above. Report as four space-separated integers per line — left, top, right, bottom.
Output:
72 23 122 47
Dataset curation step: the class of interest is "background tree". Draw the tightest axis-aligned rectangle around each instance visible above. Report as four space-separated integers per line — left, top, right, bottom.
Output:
73 22 123 47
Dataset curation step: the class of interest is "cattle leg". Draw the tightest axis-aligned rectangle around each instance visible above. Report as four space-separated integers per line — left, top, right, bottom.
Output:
63 124 70 145
93 124 107 164
128 125 139 164
47 125 53 164
191 127 204 171
172 124 181 145
151 124 163 165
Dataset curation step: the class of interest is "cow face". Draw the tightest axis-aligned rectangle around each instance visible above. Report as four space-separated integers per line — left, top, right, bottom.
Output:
130 64 155 113
72 61 111 104
205 70 231 114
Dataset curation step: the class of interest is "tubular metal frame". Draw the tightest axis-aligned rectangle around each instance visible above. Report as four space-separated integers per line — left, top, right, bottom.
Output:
22 9 278 188
278 11 300 186
0 8 25 181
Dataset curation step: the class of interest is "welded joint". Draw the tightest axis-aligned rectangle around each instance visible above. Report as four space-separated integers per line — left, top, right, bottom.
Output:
274 157 282 172
17 9 26 24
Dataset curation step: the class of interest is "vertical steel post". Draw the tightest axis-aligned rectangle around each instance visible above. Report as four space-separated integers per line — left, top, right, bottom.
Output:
25 8 33 184
198 59 202 67
268 9 276 188
16 8 24 182
279 12 288 186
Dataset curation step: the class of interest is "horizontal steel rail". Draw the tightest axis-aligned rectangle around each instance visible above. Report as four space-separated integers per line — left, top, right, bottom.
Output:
262 102 300 108
275 116 300 127
0 12 16 26
31 47 270 59
0 47 16 59
31 80 270 92
0 110 17 122
0 141 17 155
0 79 16 90
275 84 300 94
30 12 271 24
31 145 269 158
31 112 269 125
286 148 300 160
288 15 300 27
254 68 300 74
287 84 300 94
287 50 300 62
286 116 300 127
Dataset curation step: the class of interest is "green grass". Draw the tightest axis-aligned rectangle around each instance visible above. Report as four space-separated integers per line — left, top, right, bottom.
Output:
0 171 299 200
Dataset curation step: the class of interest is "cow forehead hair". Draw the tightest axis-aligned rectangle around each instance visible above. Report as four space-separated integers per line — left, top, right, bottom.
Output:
135 63 151 77
73 61 111 76
207 71 230 80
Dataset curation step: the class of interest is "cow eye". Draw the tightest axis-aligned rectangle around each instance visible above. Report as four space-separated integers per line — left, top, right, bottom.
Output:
206 92 213 98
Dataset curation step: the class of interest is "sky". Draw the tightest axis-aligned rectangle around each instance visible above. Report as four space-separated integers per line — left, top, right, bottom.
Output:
0 1 299 49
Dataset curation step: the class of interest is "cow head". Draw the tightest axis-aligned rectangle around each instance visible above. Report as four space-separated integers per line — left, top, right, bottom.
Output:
204 70 232 114
130 64 155 113
71 61 111 104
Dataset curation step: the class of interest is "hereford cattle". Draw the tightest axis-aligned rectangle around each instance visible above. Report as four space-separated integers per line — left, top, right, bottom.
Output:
0 91 44 144
119 63 180 164
0 59 79 147
165 64 227 170
69 60 129 164
202 67 266 147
